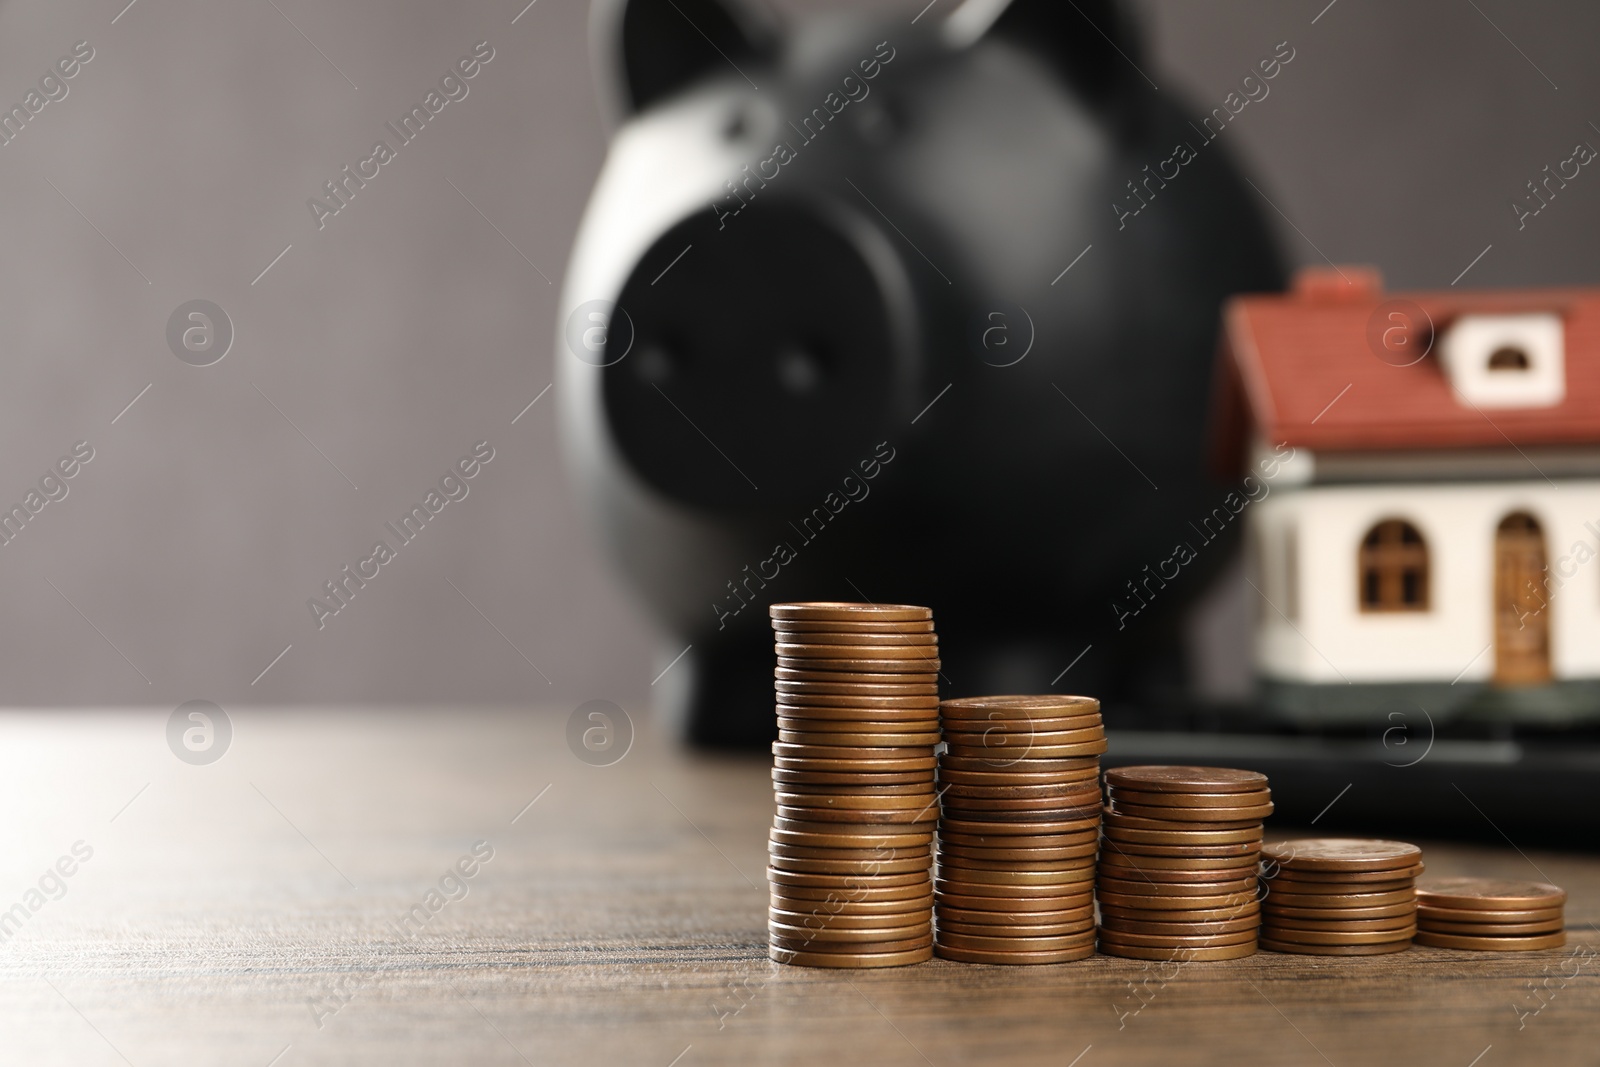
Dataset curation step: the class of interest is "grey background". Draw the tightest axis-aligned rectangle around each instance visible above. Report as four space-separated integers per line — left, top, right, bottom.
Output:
0 0 1595 713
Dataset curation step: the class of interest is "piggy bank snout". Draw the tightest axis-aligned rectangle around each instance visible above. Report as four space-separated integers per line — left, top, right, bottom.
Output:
600 201 907 511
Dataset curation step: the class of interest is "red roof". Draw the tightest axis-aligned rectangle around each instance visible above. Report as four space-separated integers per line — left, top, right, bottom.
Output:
1213 267 1600 469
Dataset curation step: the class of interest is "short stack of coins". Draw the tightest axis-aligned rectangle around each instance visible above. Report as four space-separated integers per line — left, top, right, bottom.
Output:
934 695 1107 964
1259 838 1423 955
1096 766 1271 961
767 601 941 968
1415 878 1567 951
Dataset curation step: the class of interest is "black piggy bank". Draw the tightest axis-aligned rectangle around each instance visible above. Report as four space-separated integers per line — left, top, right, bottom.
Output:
557 0 1284 745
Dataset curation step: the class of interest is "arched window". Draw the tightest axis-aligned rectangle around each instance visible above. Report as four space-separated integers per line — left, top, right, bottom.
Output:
1359 519 1429 612
1488 346 1530 371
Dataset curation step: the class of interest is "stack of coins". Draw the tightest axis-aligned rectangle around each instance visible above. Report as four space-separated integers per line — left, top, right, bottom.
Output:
1259 838 1423 956
1096 766 1271 961
934 695 1106 964
1415 878 1567 951
767 602 941 968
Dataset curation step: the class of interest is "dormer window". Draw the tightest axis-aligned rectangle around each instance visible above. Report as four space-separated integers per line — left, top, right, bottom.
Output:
1440 313 1565 408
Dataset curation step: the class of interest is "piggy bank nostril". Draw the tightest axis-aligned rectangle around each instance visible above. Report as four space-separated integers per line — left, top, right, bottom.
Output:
722 107 748 141
775 347 823 396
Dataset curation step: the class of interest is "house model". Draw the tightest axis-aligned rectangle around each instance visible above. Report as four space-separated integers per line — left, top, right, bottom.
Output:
1214 267 1600 724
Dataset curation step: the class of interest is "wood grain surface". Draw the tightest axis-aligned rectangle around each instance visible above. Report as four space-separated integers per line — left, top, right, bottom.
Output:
0 708 1594 1066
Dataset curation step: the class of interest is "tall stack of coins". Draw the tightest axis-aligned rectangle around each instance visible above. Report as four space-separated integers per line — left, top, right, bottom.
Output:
934 695 1106 964
767 602 941 968
1096 766 1271 961
1259 839 1423 955
1415 878 1567 951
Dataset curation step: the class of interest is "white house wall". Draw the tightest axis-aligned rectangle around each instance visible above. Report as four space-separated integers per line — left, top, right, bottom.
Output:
1251 479 1600 684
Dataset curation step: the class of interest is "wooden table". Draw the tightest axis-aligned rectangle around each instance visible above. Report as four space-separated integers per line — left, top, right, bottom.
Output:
1 708 1594 1065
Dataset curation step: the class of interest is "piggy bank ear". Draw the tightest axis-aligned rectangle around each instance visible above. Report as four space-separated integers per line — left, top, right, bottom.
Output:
591 0 777 127
947 0 1144 110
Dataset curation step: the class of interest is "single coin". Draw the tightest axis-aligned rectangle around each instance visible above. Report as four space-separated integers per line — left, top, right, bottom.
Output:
1262 901 1417 922
1413 930 1568 951
769 867 930 889
937 903 1095 924
934 908 1100 927
770 823 932 848
937 855 1096 875
771 815 935 836
775 806 937 826
775 680 939 697
1097 890 1258 911
772 618 935 634
934 942 1097 964
773 771 936 789
935 879 1094 901
777 709 942 727
770 602 932 622
946 741 1109 760
938 767 1101 787
941 694 1100 714
1110 802 1274 824
937 891 1094 913
771 842 931 861
774 668 934 684
1263 864 1425 885
774 757 937 774
770 933 933 955
777 657 942 674
1262 887 1415 908
940 843 1100 863
1096 875 1258 897
1108 788 1273 809
769 908 932 930
1099 865 1258 886
775 630 939 647
1415 878 1567 912
1095 914 1260 936
772 878 932 899
778 697 940 714
938 865 1095 887
773 741 935 760
769 920 932 943
1262 839 1423 872
776 642 941 661
769 857 932 876
943 754 1100 774
1096 939 1258 962
938 919 1095 939
775 668 939 686
940 825 1107 838
1260 938 1411 956
940 781 1104 801
940 715 1104 734
769 945 933 967
1102 823 1263 846
942 725 1106 745
1092 928 1257 949
775 790 937 810
1098 901 1259 923
1105 843 1262 862
1261 925 1416 946
1265 915 1417 934
935 929 1096 952
1416 904 1565 924
777 781 936 797
777 708 941 728
773 890 935 911
1417 917 1565 936
1264 874 1417 895
1102 812 1264 833
1104 766 1268 794
939 827 1101 846
941 796 1102 814
1100 851 1261 872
